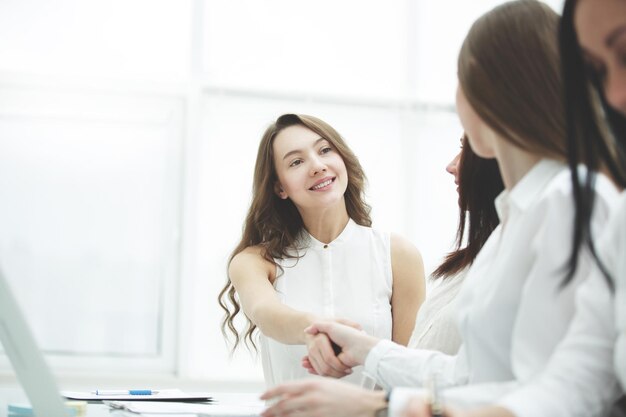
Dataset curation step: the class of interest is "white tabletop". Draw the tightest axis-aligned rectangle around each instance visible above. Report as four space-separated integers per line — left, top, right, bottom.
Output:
0 389 265 417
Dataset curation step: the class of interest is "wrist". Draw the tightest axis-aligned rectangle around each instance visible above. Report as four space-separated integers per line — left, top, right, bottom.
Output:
301 313 321 344
365 390 388 417
355 335 380 364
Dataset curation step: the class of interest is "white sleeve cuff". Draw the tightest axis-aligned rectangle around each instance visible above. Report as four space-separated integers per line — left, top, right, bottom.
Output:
389 387 427 417
364 339 399 383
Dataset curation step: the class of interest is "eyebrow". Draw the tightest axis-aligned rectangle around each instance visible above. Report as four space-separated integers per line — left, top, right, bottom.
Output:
281 137 327 161
605 25 626 48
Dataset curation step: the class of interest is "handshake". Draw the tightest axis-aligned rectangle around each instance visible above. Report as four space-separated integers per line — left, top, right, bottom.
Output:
301 319 381 379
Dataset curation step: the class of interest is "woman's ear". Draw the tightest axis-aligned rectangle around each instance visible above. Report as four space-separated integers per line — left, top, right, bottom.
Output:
274 182 288 199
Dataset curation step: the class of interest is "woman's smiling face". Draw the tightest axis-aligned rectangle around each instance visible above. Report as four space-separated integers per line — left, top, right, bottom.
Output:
272 124 348 212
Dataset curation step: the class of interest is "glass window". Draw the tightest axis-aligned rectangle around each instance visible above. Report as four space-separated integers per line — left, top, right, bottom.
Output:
0 87 182 372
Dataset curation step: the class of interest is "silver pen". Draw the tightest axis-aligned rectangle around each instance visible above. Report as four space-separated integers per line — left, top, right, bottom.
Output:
428 373 444 417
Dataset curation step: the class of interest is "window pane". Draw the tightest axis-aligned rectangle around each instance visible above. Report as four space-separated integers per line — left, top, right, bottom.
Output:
0 86 182 370
203 0 408 99
0 0 191 80
411 0 565 104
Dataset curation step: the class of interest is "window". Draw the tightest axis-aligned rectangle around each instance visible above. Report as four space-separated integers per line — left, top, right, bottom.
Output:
0 85 183 373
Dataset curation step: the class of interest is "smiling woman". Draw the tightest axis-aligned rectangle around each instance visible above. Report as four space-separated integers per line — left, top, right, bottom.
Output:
273 125 349 212
218 113 426 388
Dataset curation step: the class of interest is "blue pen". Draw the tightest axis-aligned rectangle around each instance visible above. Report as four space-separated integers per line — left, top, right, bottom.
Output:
93 389 158 395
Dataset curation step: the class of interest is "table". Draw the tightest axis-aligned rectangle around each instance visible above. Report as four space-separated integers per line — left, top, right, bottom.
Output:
0 390 264 417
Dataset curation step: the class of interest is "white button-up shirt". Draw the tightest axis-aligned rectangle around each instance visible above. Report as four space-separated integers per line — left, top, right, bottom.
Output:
610 193 626 391
495 191 626 417
361 160 620 414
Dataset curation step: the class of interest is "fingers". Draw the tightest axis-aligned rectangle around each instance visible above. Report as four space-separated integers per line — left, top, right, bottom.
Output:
336 351 360 368
301 356 318 374
320 337 352 374
309 347 348 378
304 321 334 336
305 320 374 370
261 381 309 401
306 320 362 350
307 334 352 378
304 325 319 336
261 382 320 417
262 396 311 417
401 397 431 417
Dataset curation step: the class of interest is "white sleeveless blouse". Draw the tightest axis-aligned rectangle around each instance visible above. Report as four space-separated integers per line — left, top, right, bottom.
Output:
259 219 393 388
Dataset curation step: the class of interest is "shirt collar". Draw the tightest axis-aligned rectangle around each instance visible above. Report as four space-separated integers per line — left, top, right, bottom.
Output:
303 218 356 250
494 159 566 222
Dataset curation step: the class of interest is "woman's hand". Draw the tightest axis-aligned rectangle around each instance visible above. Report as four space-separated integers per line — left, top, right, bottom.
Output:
306 320 380 370
304 331 352 378
402 396 497 417
303 318 362 378
261 379 386 417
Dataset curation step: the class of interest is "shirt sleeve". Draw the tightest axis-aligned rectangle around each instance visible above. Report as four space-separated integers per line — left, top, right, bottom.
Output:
387 270 619 417
493 181 622 417
387 381 522 416
437 177 620 413
388 387 427 417
497 271 620 417
364 339 467 391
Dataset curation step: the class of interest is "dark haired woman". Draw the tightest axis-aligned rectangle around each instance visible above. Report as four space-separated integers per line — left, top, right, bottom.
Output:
559 0 626 396
218 113 425 388
260 2 620 416
408 135 502 354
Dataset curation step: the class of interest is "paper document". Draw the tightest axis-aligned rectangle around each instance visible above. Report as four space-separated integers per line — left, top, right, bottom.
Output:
105 399 266 416
62 389 212 402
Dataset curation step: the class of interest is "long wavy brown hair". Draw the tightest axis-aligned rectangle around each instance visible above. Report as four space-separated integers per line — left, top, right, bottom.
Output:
218 114 372 351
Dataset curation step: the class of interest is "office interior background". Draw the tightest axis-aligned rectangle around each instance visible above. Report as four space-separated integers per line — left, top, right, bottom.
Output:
0 0 564 390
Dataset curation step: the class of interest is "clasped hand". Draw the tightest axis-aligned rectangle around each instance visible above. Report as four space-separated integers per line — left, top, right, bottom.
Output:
302 319 381 378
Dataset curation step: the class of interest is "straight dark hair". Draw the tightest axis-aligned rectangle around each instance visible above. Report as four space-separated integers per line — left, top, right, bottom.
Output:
433 135 503 278
560 0 626 287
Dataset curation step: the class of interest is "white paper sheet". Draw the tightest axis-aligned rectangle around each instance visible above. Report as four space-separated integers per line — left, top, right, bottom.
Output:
62 389 212 402
104 399 265 416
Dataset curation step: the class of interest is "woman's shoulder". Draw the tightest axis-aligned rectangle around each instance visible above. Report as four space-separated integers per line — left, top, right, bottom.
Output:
534 166 619 215
234 245 265 258
349 223 422 263
538 163 575 198
389 233 424 269
352 221 392 239
428 269 467 296
389 233 418 251
544 164 618 199
347 221 386 244
230 245 274 275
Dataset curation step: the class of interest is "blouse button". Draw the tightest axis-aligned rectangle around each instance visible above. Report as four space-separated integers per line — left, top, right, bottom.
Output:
323 244 329 249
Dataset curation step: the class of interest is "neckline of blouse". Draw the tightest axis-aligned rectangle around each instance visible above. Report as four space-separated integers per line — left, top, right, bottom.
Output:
303 218 357 250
